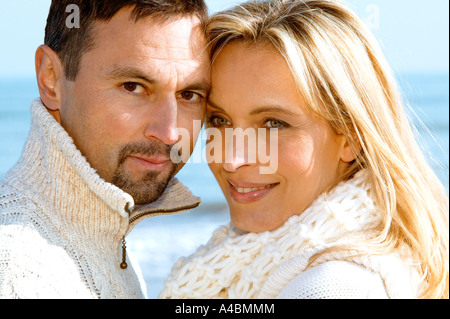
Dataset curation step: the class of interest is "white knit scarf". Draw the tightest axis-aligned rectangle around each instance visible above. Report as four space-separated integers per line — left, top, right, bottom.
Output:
159 170 386 299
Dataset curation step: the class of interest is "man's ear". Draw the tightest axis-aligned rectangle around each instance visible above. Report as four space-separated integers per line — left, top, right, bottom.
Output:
35 45 64 113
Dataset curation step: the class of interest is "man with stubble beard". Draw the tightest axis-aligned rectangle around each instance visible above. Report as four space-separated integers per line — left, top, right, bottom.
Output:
0 0 210 298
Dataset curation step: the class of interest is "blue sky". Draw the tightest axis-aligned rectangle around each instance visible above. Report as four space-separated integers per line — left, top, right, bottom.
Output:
0 0 448 78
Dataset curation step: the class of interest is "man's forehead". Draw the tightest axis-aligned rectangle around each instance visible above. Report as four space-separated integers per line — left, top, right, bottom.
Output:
92 8 206 48
88 16 207 67
77 7 209 87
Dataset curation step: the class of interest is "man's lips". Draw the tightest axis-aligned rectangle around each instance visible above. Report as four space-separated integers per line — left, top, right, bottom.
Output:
128 155 171 170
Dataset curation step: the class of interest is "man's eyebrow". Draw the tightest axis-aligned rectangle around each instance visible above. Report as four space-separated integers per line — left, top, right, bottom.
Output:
184 82 211 96
102 66 210 94
102 66 155 84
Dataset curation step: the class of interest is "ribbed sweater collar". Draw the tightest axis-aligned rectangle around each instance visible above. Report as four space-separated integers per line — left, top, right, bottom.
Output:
4 98 200 241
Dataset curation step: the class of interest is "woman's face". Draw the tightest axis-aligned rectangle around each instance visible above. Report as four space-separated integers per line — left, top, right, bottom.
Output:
206 42 352 233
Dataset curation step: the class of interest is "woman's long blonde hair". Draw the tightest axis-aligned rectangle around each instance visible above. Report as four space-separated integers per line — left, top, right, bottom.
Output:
206 0 449 298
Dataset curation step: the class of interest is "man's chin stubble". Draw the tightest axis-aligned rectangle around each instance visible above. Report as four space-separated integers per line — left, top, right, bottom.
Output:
110 141 180 205
111 165 178 205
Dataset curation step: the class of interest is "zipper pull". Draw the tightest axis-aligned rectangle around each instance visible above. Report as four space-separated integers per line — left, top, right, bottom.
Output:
120 237 128 269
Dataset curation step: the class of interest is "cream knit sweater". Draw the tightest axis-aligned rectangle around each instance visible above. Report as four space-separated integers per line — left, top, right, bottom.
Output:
160 170 423 299
0 99 200 299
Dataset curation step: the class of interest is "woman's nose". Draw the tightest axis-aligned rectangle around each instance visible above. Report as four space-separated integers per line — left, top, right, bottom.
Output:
222 155 248 172
222 129 257 172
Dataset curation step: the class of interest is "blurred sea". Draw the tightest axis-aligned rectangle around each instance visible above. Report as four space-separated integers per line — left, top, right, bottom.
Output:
0 73 448 298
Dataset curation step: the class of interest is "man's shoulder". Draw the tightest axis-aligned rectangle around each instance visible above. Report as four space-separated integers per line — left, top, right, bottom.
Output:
0 181 44 244
0 179 39 212
0 188 93 298
0 185 67 278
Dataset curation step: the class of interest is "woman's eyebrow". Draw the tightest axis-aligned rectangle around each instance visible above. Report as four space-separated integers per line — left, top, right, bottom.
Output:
206 98 227 112
208 99 299 117
249 106 299 117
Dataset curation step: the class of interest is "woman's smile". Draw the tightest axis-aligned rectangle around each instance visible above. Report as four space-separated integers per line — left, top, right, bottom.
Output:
228 179 279 203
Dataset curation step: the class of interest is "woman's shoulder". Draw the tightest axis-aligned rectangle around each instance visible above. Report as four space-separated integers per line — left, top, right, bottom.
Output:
276 260 389 299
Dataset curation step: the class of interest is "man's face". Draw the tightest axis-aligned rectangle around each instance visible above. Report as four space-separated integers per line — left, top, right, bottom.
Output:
58 8 209 204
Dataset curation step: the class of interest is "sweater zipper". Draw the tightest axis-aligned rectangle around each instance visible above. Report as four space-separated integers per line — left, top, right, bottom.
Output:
120 237 128 269
119 202 201 270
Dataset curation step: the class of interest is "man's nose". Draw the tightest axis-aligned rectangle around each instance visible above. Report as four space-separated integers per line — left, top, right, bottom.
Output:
144 96 179 145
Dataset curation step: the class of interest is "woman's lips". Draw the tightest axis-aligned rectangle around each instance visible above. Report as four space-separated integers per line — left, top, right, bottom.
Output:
228 179 279 203
128 155 170 170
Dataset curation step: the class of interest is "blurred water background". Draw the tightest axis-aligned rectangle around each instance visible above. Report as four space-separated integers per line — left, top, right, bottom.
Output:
0 0 448 298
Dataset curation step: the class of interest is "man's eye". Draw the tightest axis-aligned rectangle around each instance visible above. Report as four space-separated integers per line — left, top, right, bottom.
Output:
122 82 146 94
179 91 201 102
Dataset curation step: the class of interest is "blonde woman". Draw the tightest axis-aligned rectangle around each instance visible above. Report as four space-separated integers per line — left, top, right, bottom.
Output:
160 0 449 299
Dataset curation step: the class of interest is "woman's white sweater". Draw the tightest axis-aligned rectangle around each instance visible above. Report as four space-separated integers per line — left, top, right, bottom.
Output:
0 99 200 299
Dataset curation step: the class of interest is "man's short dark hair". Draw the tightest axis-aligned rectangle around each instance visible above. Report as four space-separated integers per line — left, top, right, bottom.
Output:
44 0 208 80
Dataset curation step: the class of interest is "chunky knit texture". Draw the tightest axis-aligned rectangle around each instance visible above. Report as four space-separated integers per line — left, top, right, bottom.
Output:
160 170 422 299
277 260 389 299
0 99 200 299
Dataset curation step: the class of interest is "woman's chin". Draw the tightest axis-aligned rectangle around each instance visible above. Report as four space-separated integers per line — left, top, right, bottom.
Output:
229 210 286 233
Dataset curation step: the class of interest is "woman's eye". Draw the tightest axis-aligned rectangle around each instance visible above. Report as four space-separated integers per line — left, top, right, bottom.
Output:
179 91 201 102
208 116 231 127
265 119 287 129
122 82 146 94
